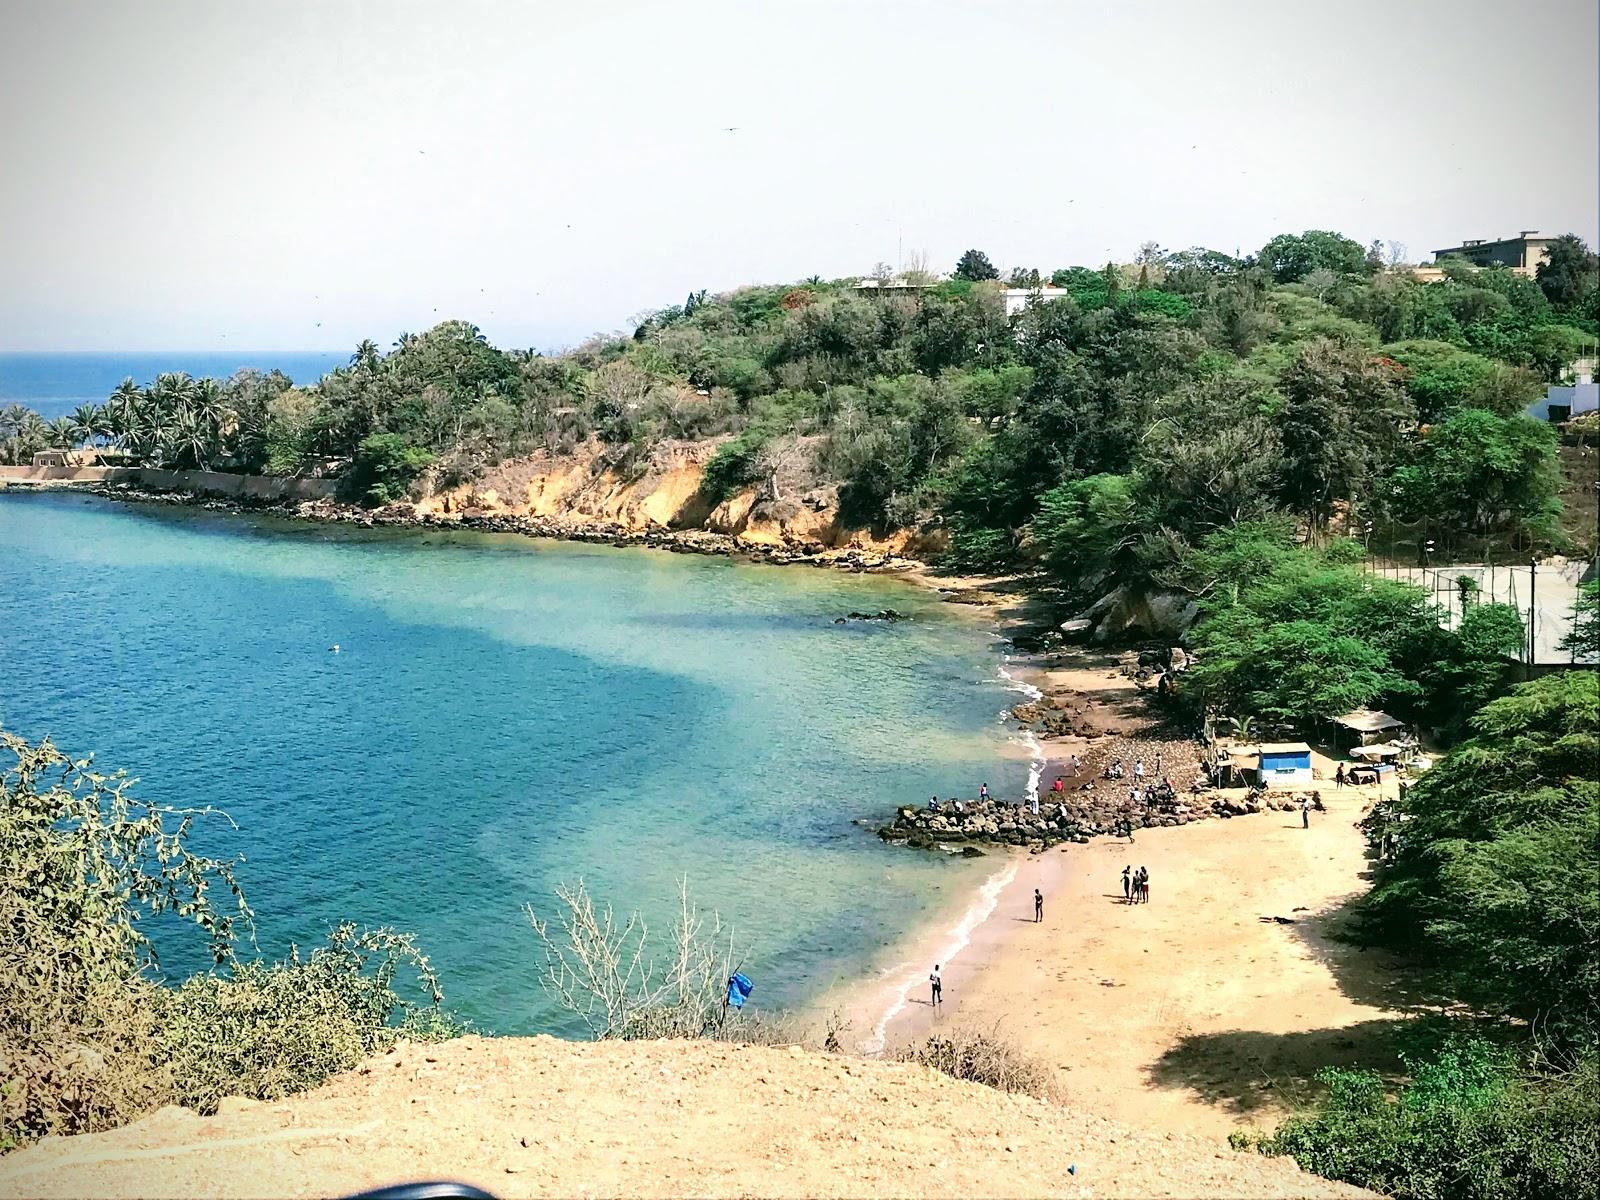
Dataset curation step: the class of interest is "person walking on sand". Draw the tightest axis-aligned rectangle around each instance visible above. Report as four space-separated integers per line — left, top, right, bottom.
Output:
929 964 943 1008
1069 753 1082 777
1034 888 1044 922
1299 795 1311 828
1334 763 1346 789
1121 864 1132 902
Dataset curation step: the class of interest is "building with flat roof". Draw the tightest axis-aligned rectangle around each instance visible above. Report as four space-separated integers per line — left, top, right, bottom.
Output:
1432 231 1555 274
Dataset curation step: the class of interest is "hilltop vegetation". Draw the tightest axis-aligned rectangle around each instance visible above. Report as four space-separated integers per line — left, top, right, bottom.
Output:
3 230 1594 561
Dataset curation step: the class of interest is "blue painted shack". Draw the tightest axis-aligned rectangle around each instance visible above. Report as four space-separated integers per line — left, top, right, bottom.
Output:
1258 742 1314 788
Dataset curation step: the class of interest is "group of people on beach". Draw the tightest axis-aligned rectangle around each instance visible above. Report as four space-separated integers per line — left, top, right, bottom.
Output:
1121 864 1151 904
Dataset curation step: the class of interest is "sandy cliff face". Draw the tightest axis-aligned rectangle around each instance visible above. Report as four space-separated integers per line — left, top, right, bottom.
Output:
0 1037 1374 1200
416 439 945 560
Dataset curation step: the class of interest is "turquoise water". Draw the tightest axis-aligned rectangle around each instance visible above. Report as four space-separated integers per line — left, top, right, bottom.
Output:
0 351 345 420
0 492 1023 1033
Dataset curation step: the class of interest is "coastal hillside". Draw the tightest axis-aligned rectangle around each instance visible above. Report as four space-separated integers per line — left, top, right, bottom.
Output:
0 1036 1374 1200
5 233 1597 590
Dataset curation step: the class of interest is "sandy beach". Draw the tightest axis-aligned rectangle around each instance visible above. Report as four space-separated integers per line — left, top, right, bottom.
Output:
846 648 1418 1142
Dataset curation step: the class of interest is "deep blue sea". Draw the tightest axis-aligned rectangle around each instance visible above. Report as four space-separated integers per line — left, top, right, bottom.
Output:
0 492 1026 1035
0 351 346 419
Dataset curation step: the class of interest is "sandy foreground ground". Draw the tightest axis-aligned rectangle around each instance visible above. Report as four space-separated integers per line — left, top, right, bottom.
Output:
0 1037 1373 1200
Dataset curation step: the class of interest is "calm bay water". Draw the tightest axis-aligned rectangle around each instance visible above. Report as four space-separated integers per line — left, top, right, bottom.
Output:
0 492 1024 1033
0 351 345 419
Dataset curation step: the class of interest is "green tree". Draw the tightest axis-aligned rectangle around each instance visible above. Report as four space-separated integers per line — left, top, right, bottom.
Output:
1276 338 1412 536
1365 672 1600 1040
952 248 999 281
69 403 110 449
1257 230 1371 283
1535 233 1599 310
349 433 437 505
1030 473 1142 592
1560 580 1599 660
1420 602 1525 736
1384 340 1541 422
1184 534 1436 725
1392 409 1561 540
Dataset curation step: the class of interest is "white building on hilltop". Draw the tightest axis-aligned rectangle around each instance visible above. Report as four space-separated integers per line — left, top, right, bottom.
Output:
999 286 1076 317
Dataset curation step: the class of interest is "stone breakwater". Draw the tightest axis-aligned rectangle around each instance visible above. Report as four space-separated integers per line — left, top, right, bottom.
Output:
68 483 921 572
878 786 1315 852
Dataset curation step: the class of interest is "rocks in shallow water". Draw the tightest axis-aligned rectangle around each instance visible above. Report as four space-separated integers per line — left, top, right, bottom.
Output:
840 609 910 623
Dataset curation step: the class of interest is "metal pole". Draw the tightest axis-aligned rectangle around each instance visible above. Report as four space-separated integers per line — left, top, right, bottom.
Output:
1528 557 1538 666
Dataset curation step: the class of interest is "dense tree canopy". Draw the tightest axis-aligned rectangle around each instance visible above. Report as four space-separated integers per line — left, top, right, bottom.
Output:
1365 672 1600 1043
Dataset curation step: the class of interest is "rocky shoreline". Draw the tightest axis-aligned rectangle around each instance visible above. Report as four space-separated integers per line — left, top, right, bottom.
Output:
22 480 928 575
878 786 1313 853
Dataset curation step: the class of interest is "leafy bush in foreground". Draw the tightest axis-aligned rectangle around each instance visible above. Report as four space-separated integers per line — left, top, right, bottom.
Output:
1237 1040 1598 1200
0 730 458 1152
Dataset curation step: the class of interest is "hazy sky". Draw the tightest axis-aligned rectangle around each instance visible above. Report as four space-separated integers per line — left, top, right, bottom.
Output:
2 0 1596 352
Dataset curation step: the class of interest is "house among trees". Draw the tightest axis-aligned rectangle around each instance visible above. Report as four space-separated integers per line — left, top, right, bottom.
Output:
1431 230 1557 276
999 286 1075 317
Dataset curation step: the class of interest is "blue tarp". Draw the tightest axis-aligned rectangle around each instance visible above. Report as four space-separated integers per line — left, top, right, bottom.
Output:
727 973 754 1010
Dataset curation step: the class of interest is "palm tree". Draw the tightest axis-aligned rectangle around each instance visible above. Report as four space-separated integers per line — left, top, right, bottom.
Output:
46 416 78 450
69 403 109 451
162 407 212 470
1 403 30 440
350 339 381 372
106 379 141 448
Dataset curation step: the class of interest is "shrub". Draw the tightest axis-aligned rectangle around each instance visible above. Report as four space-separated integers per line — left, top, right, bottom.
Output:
1241 1040 1599 1200
347 433 437 506
698 429 770 506
893 1028 1056 1100
0 730 459 1151
157 924 459 1115
527 878 745 1041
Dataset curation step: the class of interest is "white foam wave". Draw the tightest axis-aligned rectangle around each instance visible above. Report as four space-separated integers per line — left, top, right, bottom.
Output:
997 655 1045 808
861 856 1020 1053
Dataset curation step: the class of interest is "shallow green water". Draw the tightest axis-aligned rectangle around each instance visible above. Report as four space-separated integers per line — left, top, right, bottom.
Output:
0 492 1026 1032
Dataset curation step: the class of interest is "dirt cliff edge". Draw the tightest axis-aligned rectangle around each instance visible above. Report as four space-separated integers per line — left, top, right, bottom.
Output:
0 1036 1374 1199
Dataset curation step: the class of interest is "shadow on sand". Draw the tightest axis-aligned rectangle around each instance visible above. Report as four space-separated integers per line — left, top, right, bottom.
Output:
1146 885 1466 1124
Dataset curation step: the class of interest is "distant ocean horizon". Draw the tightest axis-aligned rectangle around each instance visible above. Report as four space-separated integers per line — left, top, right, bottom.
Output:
0 351 347 420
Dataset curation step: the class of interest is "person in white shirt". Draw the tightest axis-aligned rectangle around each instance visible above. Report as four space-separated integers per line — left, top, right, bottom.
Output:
929 965 943 1007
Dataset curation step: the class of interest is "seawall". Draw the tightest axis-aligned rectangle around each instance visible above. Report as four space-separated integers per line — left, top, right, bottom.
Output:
0 465 339 503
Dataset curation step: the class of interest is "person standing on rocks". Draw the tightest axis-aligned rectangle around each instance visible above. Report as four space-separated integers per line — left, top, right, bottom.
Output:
1034 888 1044 922
979 782 990 802
1121 865 1132 902
929 964 943 1008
